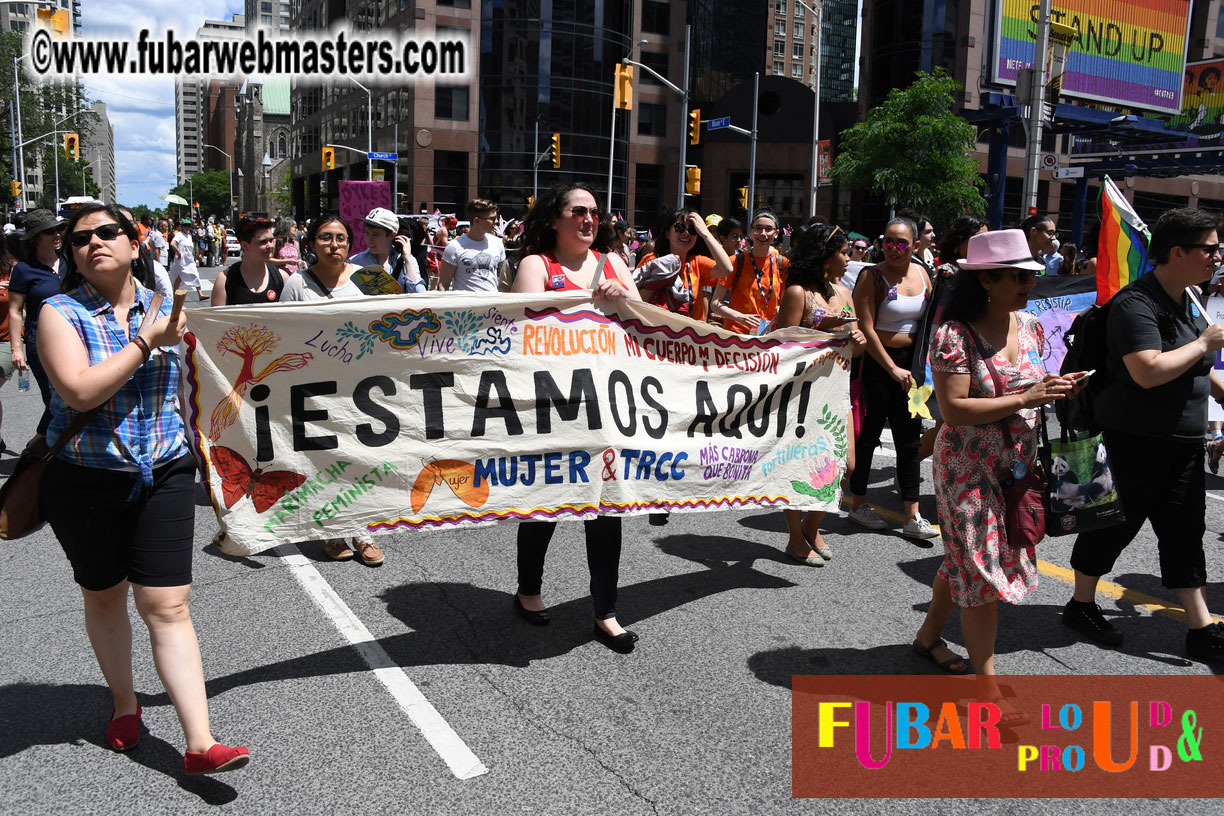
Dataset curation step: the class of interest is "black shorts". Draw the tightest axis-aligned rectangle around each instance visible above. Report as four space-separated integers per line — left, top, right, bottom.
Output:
42 455 197 591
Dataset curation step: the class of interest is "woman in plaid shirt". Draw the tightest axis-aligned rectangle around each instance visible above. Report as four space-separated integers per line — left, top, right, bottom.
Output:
35 203 249 776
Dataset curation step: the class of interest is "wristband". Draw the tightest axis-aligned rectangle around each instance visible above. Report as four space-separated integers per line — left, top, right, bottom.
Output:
131 335 152 362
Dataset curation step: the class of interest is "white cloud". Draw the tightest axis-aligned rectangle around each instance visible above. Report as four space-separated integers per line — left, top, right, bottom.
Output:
78 0 244 209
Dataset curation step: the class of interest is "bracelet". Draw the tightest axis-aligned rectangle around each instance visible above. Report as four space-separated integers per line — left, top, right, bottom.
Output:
130 335 152 362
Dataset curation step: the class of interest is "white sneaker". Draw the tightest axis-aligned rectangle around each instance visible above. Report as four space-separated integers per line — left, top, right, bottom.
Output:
902 515 939 540
847 504 888 530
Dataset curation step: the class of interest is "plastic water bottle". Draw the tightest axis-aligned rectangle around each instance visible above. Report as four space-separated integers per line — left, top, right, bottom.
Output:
17 368 30 392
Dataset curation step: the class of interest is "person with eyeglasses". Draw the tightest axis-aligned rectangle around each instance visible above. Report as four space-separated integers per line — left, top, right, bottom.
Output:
710 210 790 334
436 199 505 292
1019 214 1061 276
1062 208 1224 662
849 240 870 262
510 182 644 653
8 208 66 438
35 203 250 775
848 217 939 538
633 207 733 321
913 228 1085 719
280 215 389 567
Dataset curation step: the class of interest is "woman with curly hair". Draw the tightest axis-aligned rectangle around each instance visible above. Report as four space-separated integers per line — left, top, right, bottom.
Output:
775 224 864 564
633 206 732 320
511 182 645 653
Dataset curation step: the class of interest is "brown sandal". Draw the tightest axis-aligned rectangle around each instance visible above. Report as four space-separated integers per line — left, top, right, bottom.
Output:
321 538 354 561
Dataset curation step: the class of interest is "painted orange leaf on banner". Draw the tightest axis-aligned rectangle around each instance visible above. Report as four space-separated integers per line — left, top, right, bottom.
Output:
411 459 490 513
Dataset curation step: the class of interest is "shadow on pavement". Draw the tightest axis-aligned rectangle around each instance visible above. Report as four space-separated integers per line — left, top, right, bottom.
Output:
0 681 238 803
145 537 797 699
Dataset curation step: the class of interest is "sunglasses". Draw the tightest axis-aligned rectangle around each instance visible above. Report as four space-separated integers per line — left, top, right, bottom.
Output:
68 223 127 248
852 244 869 251
672 221 698 235
882 240 910 252
1181 243 1223 256
1001 269 1037 284
568 206 600 220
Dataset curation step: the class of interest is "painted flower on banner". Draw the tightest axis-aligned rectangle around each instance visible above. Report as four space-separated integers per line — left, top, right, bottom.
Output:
369 309 443 350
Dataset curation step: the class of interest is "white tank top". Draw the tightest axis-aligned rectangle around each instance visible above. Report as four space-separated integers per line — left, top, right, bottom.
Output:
875 273 928 333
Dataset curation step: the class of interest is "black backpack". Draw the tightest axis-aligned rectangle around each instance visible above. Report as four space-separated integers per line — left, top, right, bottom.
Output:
1057 300 1114 433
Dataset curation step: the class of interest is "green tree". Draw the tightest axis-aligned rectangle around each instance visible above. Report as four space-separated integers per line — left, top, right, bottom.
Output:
170 170 232 222
270 172 292 217
129 203 165 223
830 69 985 226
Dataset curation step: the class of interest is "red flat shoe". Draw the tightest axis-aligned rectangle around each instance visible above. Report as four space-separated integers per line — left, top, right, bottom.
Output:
106 705 142 752
184 743 250 775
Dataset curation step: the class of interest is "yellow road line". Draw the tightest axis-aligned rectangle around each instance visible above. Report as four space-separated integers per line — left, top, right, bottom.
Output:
839 497 1222 625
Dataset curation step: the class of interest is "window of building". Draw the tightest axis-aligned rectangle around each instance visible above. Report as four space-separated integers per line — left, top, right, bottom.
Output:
1218 11 1224 38
642 0 669 35
437 0 472 7
11 4 27 14
277 133 287 158
435 85 469 120
795 1 805 17
261 14 272 23
792 63 804 79
433 150 466 214
261 2 271 10
12 21 27 31
772 59 784 75
792 42 804 60
775 1 786 14
774 19 785 36
637 102 667 137
773 39 785 57
793 21 804 40
639 51 668 86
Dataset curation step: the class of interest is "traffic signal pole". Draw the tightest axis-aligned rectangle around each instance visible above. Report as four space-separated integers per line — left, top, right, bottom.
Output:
1021 0 1052 216
622 25 692 208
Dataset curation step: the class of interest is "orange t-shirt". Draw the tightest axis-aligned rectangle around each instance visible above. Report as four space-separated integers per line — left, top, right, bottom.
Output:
135 222 150 246
636 251 725 322
723 249 789 333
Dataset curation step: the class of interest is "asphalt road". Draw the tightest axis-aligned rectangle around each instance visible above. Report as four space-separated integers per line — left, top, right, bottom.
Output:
2 268 1222 813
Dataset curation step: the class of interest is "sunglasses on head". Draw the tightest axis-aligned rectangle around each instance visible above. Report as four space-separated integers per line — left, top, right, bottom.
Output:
672 221 698 235
568 205 600 220
68 223 126 248
882 239 910 252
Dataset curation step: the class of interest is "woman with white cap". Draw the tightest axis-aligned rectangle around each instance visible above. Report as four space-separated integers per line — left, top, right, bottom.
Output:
912 229 1087 719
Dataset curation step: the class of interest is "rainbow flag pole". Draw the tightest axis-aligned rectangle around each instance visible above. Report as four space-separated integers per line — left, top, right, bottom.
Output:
1096 175 1151 305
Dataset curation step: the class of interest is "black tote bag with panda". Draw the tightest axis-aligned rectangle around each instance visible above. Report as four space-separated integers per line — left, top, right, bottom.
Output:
1040 424 1126 537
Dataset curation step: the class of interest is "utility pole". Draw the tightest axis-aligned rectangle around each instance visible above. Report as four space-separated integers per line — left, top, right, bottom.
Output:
748 72 759 218
1021 0 1052 217
797 0 823 218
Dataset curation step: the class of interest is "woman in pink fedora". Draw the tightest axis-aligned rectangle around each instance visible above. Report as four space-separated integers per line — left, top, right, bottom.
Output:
910 229 1089 722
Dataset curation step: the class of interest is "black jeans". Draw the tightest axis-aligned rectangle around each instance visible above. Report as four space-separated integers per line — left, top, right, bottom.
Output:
25 336 53 435
849 348 923 501
516 517 623 620
1070 430 1206 589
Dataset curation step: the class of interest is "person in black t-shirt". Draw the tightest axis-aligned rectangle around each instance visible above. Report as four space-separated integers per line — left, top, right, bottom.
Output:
1063 208 1224 662
210 216 286 306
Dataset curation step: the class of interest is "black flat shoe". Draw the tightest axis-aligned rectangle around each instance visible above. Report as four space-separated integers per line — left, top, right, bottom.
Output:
513 594 551 626
593 623 637 653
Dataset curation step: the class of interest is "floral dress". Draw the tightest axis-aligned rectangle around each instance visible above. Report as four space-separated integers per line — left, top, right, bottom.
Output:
929 313 1045 607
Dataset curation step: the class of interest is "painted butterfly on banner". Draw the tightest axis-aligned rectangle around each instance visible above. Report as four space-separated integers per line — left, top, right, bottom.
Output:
411 459 490 514
211 445 307 514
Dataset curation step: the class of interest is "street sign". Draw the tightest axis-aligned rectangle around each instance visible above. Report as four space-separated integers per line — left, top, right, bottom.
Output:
368 152 399 161
1053 167 1085 180
706 116 731 131
1040 153 1059 170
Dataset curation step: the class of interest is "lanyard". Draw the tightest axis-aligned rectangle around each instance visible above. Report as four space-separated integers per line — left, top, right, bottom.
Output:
749 251 775 305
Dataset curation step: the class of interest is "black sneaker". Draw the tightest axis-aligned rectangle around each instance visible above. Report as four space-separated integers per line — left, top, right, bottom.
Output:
1061 600 1124 647
1186 622 1224 662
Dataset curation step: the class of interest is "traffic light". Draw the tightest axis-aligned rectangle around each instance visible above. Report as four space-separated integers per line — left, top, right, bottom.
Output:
321 147 335 170
685 167 701 196
614 64 634 110
63 133 79 161
9 180 21 199
689 108 701 146
736 187 748 209
551 133 561 169
36 8 70 38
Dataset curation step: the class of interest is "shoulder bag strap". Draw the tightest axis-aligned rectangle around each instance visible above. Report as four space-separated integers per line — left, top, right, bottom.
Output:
42 406 102 462
965 322 1017 448
304 267 335 299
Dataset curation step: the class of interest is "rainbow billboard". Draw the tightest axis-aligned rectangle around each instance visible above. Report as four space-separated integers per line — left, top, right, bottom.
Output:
991 0 1192 114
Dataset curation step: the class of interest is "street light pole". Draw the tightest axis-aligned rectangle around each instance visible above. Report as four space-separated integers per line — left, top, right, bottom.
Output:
621 24 691 208
796 0 823 218
1021 0 1052 216
610 40 647 213
341 75 373 180
13 55 27 211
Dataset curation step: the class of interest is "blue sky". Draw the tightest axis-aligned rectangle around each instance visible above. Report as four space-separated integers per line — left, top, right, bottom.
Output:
77 0 245 209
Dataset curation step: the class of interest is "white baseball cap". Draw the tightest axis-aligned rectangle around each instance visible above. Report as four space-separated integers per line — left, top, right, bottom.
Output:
364 207 398 233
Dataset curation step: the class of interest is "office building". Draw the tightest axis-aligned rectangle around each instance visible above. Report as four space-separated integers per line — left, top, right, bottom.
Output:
175 14 246 183
764 0 857 103
81 101 116 205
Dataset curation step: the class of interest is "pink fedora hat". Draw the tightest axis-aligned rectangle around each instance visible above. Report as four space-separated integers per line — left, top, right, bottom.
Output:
957 229 1045 271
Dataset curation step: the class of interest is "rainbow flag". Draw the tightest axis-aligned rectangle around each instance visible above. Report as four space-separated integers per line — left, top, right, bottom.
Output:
1096 176 1150 304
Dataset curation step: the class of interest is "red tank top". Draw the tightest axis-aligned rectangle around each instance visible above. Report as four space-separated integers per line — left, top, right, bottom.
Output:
540 252 618 291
